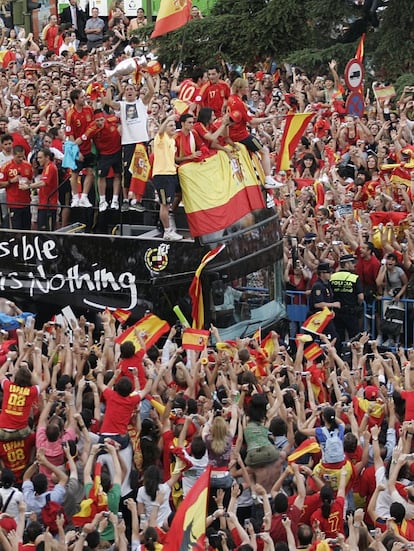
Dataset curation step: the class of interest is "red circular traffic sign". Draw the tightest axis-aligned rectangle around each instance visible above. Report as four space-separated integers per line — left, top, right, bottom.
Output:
345 58 364 91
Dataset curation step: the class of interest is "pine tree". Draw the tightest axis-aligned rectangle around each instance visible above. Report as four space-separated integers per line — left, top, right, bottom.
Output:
135 0 411 81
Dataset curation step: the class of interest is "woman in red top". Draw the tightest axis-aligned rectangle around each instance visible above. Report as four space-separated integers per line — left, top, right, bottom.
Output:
194 107 233 157
310 467 347 538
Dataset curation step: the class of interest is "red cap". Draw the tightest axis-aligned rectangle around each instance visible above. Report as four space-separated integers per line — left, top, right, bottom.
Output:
365 385 378 401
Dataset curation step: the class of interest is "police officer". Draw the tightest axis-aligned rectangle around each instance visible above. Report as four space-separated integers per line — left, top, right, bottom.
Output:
308 262 340 342
330 254 364 344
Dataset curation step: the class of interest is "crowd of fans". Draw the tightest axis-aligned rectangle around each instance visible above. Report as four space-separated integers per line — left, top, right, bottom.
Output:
0 1 413 551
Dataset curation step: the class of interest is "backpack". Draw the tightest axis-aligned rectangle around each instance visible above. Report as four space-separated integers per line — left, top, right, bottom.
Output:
41 494 68 535
321 427 344 464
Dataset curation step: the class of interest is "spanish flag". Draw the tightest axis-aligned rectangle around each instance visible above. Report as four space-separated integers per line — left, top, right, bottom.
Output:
353 396 384 427
129 143 151 200
179 145 265 237
355 33 365 63
369 211 408 228
86 82 105 100
112 308 131 324
253 327 261 345
276 113 315 172
188 245 225 329
182 328 210 351
151 0 191 39
303 342 324 362
162 466 211 551
261 332 276 358
288 438 321 463
301 307 334 336
73 463 108 526
115 313 170 350
0 50 16 69
390 167 412 186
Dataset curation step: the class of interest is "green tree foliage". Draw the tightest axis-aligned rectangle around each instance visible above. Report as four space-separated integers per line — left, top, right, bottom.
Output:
136 0 410 81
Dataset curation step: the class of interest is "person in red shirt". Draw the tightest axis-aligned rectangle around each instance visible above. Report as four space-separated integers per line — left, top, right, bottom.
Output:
310 467 347 539
33 148 59 231
176 67 206 116
227 78 280 190
96 361 152 448
66 88 95 208
200 66 230 118
85 109 122 212
115 341 147 390
41 15 59 54
0 432 35 484
0 365 49 441
0 145 33 229
175 113 210 165
270 463 305 544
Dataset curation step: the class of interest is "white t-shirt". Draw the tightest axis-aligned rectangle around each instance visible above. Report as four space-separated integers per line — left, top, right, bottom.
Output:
137 482 171 526
0 487 24 518
119 99 149 145
181 450 208 497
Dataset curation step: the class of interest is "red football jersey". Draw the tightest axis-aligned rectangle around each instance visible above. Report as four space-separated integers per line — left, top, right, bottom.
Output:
85 115 121 155
0 159 32 208
0 380 39 430
227 94 252 142
200 80 230 118
0 433 35 483
66 105 94 155
38 161 58 210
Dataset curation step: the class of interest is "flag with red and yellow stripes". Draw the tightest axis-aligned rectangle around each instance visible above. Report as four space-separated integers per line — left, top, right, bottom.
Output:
115 313 170 350
188 245 225 329
276 113 315 172
288 438 321 463
151 0 191 39
301 307 334 335
182 328 210 351
162 466 211 551
0 50 16 69
179 146 265 237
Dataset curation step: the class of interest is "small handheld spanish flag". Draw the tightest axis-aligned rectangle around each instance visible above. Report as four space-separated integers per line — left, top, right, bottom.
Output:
301 307 334 335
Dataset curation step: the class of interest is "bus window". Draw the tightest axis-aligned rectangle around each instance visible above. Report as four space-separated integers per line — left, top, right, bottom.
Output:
209 258 285 340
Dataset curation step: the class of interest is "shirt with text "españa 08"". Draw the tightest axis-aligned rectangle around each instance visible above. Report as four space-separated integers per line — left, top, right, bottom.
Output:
66 105 94 155
0 379 40 430
330 270 363 307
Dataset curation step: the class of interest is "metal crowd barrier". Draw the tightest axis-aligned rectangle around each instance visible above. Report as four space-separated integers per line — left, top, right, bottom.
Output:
284 290 414 350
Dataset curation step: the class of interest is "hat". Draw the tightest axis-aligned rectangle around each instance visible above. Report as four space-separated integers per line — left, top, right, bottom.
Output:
317 262 332 273
340 254 356 264
365 385 378 401
0 517 16 532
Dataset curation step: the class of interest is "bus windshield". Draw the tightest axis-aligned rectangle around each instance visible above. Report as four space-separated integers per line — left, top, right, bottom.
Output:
209 259 285 341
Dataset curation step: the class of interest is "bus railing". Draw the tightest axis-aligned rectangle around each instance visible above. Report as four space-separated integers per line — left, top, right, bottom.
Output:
284 290 414 350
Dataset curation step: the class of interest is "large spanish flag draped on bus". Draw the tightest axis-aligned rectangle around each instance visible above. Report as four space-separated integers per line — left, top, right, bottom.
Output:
162 466 211 551
276 113 315 172
179 145 265 237
151 0 192 38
